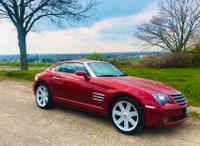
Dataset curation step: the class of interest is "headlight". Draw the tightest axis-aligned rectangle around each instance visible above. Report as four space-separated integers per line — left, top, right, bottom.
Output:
153 93 171 105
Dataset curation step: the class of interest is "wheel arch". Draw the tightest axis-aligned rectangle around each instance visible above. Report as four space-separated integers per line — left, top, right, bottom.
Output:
34 80 49 93
108 93 146 134
34 80 54 109
107 93 145 118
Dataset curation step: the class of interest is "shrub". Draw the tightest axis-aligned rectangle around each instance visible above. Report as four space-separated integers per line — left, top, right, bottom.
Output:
141 55 161 68
190 44 200 67
161 53 192 68
142 53 192 68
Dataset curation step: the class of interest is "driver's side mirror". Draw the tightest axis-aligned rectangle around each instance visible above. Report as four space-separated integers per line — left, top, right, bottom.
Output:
76 70 90 80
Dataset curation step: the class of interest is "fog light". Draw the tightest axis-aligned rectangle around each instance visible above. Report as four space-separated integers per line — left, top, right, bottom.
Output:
163 117 169 123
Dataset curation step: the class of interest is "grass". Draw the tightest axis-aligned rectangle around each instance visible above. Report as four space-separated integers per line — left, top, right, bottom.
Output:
0 70 42 81
0 62 52 67
190 111 200 117
0 67 199 106
123 68 200 107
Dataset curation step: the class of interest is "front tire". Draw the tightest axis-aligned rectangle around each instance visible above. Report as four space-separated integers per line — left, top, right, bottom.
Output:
110 97 144 134
35 83 53 109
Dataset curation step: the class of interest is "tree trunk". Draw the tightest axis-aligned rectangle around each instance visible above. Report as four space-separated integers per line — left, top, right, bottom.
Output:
17 30 28 70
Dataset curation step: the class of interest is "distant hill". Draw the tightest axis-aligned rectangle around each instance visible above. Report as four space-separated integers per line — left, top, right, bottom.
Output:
0 51 168 62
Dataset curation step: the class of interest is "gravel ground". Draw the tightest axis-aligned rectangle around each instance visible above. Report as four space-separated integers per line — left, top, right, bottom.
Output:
0 77 200 146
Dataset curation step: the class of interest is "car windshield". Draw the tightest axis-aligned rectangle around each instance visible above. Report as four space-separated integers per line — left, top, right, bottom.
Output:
88 62 127 77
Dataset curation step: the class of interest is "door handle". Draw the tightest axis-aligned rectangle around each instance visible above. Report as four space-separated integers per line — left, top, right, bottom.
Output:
53 76 60 80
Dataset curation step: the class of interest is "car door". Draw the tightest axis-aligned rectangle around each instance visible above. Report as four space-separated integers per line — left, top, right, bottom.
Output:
49 64 66 98
50 62 94 105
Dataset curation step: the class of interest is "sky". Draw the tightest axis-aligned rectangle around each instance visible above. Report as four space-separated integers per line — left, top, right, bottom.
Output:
0 0 160 54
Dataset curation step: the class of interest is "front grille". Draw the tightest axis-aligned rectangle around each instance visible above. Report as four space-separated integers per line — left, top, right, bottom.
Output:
171 92 187 106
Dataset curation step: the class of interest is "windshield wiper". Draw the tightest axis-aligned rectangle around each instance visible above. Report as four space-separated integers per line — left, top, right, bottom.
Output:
120 74 128 76
98 75 117 77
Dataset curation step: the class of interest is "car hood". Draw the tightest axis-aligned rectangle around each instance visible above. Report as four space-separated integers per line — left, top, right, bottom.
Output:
99 76 179 95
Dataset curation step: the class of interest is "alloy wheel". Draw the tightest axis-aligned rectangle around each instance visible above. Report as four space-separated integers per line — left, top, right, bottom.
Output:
112 101 139 132
36 85 49 108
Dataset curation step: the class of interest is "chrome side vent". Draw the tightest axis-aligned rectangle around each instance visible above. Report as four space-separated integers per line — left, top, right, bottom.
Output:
171 92 187 106
92 92 105 102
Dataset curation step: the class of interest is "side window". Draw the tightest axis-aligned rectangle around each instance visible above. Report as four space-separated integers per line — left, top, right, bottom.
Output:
52 63 90 76
72 63 90 76
61 63 75 73
52 64 69 72
52 64 61 71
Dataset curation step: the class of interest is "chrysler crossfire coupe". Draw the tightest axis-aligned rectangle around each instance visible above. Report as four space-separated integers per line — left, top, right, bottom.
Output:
33 60 190 134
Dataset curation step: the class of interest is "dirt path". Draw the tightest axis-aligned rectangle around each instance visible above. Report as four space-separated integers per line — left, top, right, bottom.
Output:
0 77 200 146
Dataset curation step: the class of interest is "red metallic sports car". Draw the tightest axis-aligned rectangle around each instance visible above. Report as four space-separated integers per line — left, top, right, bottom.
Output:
33 60 190 134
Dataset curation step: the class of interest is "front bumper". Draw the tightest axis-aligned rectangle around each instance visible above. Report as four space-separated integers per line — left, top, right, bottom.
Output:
145 103 190 127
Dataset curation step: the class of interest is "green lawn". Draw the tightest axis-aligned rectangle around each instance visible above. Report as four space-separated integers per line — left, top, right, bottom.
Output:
0 70 42 81
0 68 199 106
0 62 52 67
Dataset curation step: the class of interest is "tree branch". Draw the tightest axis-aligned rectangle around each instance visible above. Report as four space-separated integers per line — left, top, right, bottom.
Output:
135 0 200 52
0 0 17 25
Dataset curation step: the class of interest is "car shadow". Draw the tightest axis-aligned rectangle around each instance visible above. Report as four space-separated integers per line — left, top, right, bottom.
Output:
51 104 189 136
54 104 110 123
139 124 184 135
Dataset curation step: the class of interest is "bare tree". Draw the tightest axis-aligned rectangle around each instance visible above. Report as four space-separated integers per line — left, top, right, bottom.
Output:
135 0 200 53
0 0 97 70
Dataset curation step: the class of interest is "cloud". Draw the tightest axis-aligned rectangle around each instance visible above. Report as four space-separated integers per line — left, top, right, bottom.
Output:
0 20 18 54
0 2 160 54
65 3 158 40
92 5 157 33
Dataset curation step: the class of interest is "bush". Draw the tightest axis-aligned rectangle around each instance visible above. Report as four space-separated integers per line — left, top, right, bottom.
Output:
142 53 192 68
161 53 192 68
141 55 161 68
190 44 200 67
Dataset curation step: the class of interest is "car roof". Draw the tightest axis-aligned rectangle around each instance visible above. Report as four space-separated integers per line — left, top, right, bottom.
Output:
58 59 105 64
48 59 105 70
48 59 107 70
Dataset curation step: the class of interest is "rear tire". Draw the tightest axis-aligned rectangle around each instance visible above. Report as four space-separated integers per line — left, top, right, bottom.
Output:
35 83 53 109
110 96 144 134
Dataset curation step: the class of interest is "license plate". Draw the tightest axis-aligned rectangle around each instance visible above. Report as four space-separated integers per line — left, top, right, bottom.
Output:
184 106 190 115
